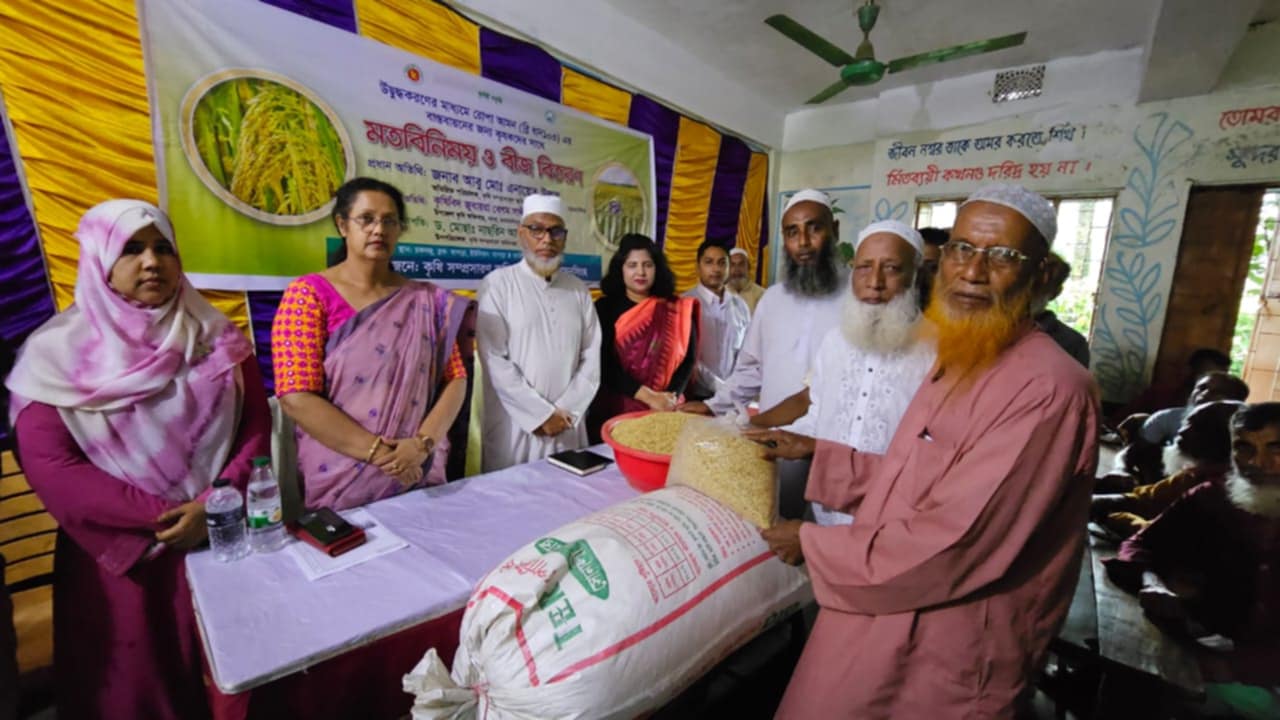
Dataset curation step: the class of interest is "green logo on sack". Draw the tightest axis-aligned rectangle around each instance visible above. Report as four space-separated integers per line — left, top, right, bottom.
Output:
535 537 610 600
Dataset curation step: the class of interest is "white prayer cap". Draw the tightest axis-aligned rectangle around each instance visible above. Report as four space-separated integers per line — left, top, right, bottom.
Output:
521 193 563 221
855 220 924 256
729 247 749 259
960 184 1057 245
782 189 832 216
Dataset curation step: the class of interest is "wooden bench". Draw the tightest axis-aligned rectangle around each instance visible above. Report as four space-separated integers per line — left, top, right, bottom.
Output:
0 449 55 675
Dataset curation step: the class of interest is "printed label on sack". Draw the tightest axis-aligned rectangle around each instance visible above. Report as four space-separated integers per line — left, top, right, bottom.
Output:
534 537 610 600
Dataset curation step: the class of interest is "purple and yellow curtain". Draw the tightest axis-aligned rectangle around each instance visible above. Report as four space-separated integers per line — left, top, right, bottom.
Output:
0 0 769 445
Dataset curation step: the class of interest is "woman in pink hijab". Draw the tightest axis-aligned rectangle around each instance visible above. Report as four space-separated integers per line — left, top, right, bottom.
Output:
6 199 270 720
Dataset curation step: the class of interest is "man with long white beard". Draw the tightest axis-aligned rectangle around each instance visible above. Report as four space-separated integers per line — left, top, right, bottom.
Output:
475 194 601 471
748 220 936 526
757 184 1100 718
1105 402 1280 699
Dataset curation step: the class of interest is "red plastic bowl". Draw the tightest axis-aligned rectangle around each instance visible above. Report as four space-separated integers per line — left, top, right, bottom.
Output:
601 410 673 492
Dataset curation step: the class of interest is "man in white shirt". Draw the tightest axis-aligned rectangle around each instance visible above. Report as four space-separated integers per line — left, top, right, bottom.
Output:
683 240 751 399
476 194 602 472
728 247 766 315
777 221 937 525
680 189 847 517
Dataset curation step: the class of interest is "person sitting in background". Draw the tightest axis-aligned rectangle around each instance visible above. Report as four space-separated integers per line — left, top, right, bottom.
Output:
588 234 698 442
1141 372 1249 447
1092 400 1241 538
727 246 766 315
1033 253 1090 367
273 178 474 511
1098 372 1249 492
6 199 270 720
683 240 750 400
1109 347 1231 426
1104 402 1280 699
916 226 948 309
745 220 935 525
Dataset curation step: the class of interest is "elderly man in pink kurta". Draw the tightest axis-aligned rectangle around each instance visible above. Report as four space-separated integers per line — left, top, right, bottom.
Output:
757 184 1100 718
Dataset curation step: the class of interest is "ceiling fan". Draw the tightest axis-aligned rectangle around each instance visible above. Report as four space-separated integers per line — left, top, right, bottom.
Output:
766 1 1028 104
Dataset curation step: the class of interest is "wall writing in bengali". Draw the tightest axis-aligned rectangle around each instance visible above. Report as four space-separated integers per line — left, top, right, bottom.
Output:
1219 105 1280 130
885 123 1084 160
885 159 1090 187
1226 144 1280 169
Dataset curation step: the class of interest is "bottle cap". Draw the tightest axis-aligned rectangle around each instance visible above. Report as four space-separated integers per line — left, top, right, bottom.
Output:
253 456 270 467
213 478 231 488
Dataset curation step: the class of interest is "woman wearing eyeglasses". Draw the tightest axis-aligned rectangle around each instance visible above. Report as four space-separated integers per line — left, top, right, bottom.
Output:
272 177 475 511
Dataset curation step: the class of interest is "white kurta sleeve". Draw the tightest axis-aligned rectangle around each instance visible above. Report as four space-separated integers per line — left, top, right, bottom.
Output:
476 277 557 434
552 290 602 423
706 296 765 414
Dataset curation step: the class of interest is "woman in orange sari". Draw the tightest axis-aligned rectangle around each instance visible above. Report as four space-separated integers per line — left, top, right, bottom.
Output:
588 234 698 442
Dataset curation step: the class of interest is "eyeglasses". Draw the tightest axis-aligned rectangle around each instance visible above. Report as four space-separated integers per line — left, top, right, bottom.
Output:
344 214 405 232
522 223 568 242
941 240 1031 270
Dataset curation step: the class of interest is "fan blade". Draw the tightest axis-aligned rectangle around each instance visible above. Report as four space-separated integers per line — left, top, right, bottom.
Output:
886 31 1027 74
806 78 853 105
765 14 857 68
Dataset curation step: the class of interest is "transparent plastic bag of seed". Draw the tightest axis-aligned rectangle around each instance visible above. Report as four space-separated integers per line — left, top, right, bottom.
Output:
667 414 777 528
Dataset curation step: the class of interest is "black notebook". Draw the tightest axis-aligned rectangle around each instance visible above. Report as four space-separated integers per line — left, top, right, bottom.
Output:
547 449 612 476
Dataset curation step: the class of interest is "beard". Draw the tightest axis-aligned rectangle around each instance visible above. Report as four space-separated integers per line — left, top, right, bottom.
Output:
727 275 749 292
523 249 564 277
1162 443 1197 476
840 288 922 354
783 240 839 297
1225 470 1280 519
923 282 1033 381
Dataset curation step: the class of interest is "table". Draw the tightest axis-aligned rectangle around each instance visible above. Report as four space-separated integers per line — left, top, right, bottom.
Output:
187 446 638 718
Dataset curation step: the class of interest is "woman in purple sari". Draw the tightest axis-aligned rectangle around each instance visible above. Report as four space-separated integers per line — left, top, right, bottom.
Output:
6 199 271 719
587 234 699 442
273 178 475 511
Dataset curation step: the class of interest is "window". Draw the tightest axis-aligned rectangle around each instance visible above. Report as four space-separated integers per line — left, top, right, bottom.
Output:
1235 189 1280 375
915 195 1116 339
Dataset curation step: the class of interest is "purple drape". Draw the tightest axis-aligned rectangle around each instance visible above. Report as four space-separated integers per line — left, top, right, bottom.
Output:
704 135 750 244
479 28 562 103
260 0 356 32
758 195 770 284
0 114 58 447
247 291 284 395
627 95 680 245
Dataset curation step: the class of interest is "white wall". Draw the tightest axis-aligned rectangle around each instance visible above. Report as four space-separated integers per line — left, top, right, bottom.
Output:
777 24 1280 402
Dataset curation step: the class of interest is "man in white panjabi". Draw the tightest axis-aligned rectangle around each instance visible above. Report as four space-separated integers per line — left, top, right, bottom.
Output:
682 189 848 420
790 220 936 525
476 194 602 472
683 240 751 399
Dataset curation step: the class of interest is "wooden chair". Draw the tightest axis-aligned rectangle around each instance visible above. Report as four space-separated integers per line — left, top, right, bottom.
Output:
0 449 56 710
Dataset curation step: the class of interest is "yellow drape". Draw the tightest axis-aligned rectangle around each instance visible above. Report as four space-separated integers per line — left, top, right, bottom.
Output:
735 152 769 283
0 0 250 333
664 117 721 293
357 0 481 75
560 68 631 126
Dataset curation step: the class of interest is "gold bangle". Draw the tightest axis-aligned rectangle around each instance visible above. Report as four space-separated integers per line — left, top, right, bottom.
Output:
365 436 384 463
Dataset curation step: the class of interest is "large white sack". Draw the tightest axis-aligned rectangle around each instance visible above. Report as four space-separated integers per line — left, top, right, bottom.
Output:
404 486 811 719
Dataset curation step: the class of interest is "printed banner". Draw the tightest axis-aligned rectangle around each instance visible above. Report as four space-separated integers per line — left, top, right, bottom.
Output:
140 0 655 289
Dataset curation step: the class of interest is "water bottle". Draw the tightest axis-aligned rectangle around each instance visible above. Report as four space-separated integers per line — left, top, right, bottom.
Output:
247 456 287 553
205 478 249 562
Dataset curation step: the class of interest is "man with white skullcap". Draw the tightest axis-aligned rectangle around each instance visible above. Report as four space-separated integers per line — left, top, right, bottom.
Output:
761 184 1101 718
475 194 601 471
681 189 848 516
747 219 937 526
727 246 766 314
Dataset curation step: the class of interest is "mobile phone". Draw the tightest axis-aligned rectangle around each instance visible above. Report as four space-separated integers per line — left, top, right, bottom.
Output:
293 507 365 556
